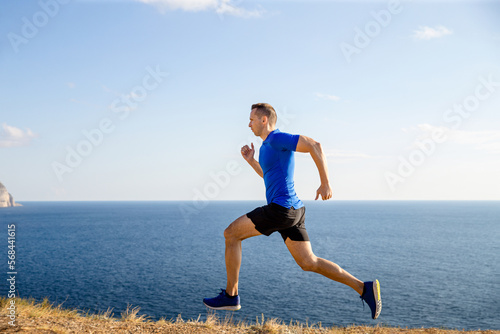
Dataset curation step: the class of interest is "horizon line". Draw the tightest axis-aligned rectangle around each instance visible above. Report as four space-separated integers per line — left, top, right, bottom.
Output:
10 199 500 202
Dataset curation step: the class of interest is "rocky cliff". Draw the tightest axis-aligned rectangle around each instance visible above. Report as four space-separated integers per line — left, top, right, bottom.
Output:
0 182 22 207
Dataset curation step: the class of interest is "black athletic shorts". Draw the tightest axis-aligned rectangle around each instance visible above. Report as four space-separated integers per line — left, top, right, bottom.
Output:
246 202 309 242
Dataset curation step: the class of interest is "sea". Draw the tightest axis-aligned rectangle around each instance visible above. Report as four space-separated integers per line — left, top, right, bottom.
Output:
1 201 499 330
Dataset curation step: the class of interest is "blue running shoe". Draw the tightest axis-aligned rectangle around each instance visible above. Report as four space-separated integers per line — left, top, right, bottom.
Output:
360 280 382 319
203 289 241 311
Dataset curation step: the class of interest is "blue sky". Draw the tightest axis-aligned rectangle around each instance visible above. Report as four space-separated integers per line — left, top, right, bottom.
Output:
1 0 499 201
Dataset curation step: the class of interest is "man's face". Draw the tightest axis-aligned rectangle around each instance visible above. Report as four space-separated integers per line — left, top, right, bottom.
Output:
248 109 265 136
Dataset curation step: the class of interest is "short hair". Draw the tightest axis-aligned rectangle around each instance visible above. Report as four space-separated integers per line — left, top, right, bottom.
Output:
251 103 277 126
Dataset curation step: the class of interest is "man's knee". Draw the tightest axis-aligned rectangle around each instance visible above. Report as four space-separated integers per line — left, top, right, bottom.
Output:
224 215 259 242
296 256 319 272
224 220 239 241
224 225 233 240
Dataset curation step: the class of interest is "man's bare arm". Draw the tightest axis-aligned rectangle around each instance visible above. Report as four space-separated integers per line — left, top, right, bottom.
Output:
241 143 263 178
247 158 264 178
296 135 332 200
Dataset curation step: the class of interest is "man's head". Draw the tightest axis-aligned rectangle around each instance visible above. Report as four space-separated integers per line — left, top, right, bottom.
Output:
249 103 277 137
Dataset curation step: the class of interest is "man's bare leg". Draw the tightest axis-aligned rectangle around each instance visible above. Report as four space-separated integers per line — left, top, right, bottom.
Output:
224 214 261 296
285 239 364 295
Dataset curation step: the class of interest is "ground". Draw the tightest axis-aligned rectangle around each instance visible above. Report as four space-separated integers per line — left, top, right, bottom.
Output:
1 297 498 334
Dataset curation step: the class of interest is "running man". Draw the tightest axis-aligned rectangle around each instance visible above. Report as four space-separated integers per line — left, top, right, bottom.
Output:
203 103 382 319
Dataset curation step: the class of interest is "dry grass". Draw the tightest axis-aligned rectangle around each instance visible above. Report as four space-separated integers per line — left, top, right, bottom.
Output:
1 297 498 334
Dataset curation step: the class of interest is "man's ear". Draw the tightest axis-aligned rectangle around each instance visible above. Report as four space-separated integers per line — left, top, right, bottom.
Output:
261 116 268 124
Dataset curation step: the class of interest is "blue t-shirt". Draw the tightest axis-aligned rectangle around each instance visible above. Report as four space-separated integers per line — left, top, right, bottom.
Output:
259 129 304 209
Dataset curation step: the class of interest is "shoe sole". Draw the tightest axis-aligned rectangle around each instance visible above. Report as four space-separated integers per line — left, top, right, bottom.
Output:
372 279 382 319
203 302 241 311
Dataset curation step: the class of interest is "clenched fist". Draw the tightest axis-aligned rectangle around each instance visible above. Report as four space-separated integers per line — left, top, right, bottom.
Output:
241 143 255 162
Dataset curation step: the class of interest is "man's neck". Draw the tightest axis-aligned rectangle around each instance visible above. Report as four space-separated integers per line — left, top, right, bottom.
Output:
260 127 276 141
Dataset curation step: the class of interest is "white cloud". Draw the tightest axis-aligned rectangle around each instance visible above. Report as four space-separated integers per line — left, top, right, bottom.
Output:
447 129 500 146
413 25 453 40
315 92 341 102
137 0 264 17
409 123 500 155
139 0 218 11
324 149 374 163
0 123 38 148
216 0 264 18
475 142 500 155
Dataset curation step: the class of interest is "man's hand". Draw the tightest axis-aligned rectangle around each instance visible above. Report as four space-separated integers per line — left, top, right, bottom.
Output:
315 183 332 201
241 143 255 163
